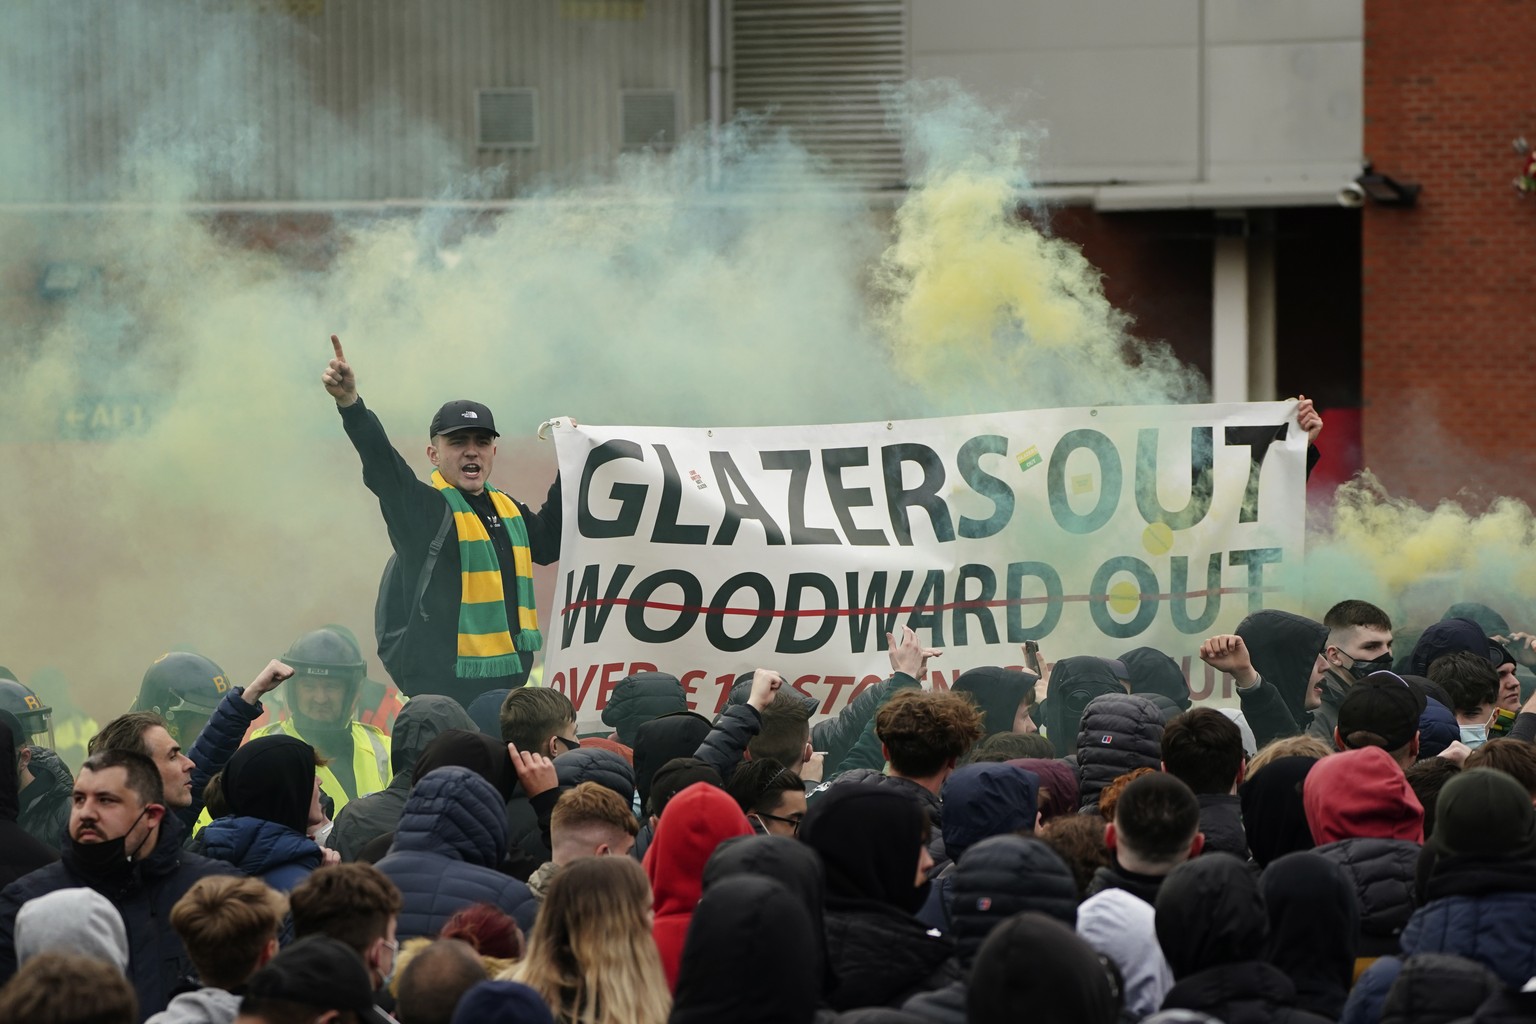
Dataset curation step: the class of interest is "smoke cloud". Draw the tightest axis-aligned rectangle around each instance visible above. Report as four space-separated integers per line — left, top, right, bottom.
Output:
1 4 1531 723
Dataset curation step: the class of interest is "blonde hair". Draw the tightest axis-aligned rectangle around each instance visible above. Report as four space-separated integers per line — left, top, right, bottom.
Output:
501 857 669 1024
1246 734 1334 777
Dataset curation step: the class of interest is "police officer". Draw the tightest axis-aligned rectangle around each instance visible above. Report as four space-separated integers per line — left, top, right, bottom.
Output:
0 670 72 848
131 652 232 748
250 628 390 813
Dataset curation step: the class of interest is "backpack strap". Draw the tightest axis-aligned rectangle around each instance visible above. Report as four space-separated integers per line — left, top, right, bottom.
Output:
413 506 456 623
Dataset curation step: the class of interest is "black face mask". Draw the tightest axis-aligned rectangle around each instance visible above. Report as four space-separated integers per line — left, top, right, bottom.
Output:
69 808 153 880
1345 651 1394 681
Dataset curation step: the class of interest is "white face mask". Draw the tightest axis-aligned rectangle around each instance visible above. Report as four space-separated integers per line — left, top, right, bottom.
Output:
1460 724 1489 750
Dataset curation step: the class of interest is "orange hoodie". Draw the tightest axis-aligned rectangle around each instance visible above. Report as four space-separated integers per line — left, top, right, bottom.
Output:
642 782 753 990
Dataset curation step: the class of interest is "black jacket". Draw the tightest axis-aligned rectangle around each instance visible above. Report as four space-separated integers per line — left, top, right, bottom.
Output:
1043 658 1125 757
0 812 238 1019
1236 609 1327 732
1075 693 1165 810
634 711 714 814
0 728 58 887
1239 756 1318 867
16 745 73 850
1312 837 1420 957
1196 794 1249 860
1087 861 1166 905
1237 677 1307 749
703 836 831 995
1262 851 1360 1020
824 903 958 1012
830 771 946 871
671 876 822 1024
181 686 270 830
1156 855 1331 1024
1307 667 1353 742
328 695 476 861
554 746 636 804
339 397 560 703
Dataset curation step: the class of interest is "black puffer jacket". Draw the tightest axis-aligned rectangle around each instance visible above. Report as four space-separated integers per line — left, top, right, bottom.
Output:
1155 855 1332 1024
903 836 1079 1024
327 695 475 861
1075 693 1165 809
602 671 687 746
1121 647 1192 710
633 711 713 814
554 747 635 805
1313 837 1420 957
1379 953 1501 1024
375 766 532 940
1197 794 1249 860
1043 658 1125 757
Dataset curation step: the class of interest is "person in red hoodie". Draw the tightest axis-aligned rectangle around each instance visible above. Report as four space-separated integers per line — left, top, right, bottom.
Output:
642 781 753 989
1302 746 1424 966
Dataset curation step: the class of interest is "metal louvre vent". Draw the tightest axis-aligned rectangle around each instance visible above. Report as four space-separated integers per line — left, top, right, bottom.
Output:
477 89 538 149
730 0 909 189
621 90 679 150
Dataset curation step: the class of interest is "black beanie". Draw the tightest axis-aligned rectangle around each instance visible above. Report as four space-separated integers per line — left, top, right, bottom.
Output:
1432 767 1536 858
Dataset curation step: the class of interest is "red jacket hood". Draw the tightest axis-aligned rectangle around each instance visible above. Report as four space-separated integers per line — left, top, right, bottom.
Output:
1304 746 1424 844
643 782 752 919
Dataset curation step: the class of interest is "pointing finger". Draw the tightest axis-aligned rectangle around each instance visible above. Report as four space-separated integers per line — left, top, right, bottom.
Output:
331 334 346 363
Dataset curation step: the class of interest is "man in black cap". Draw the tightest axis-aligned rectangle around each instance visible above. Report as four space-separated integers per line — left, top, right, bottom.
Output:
236 934 396 1024
1332 670 1428 769
324 337 560 709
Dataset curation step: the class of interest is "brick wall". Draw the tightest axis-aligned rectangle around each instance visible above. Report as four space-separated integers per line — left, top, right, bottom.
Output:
1363 0 1536 505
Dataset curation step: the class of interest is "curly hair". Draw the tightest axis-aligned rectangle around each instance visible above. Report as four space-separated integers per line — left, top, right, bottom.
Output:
1096 767 1158 822
1040 814 1111 898
875 690 985 777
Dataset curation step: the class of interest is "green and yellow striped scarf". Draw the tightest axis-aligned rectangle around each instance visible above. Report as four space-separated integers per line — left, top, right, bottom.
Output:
432 470 543 678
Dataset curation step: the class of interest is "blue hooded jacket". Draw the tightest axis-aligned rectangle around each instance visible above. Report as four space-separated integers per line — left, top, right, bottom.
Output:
200 816 322 891
376 766 531 940
917 763 1040 931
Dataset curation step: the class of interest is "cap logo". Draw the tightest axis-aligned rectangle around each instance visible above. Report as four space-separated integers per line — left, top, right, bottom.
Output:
462 410 479 419
976 897 992 911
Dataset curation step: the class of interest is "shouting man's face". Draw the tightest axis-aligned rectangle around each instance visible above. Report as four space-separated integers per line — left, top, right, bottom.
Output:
429 430 497 495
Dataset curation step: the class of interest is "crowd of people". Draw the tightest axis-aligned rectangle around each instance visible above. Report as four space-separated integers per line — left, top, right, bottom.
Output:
3 350 1536 1023
1 597 1535 1024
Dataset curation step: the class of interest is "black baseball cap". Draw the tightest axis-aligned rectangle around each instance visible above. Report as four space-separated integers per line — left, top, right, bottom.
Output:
1337 671 1427 751
429 400 499 439
241 935 393 1023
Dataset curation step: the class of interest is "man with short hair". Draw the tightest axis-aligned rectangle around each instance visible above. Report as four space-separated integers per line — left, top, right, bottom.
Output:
749 693 815 778
0 952 139 1024
324 338 559 710
499 686 579 761
1087 772 1204 904
1463 737 1536 798
1308 600 1395 742
0 749 237 1018
511 780 640 930
392 939 486 1024
832 689 986 871
1332 672 1425 769
1161 708 1248 859
236 934 394 1024
92 659 298 829
288 864 404 995
1430 651 1502 750
153 875 290 1024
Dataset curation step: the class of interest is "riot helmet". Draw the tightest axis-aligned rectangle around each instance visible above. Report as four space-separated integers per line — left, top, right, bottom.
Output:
133 652 230 745
0 671 55 750
281 628 367 731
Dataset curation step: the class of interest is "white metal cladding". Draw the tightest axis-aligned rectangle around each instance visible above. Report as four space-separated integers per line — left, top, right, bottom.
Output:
0 0 708 202
621 89 679 150
728 0 910 190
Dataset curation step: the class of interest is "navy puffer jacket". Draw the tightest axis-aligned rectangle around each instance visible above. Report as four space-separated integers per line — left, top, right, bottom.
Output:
376 766 532 940
1076 693 1165 809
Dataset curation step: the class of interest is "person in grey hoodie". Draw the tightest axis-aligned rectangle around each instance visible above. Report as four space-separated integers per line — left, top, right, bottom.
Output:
148 875 289 1024
14 887 129 974
328 695 475 861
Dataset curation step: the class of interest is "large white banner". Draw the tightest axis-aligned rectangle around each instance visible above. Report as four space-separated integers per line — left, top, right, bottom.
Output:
543 403 1307 728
